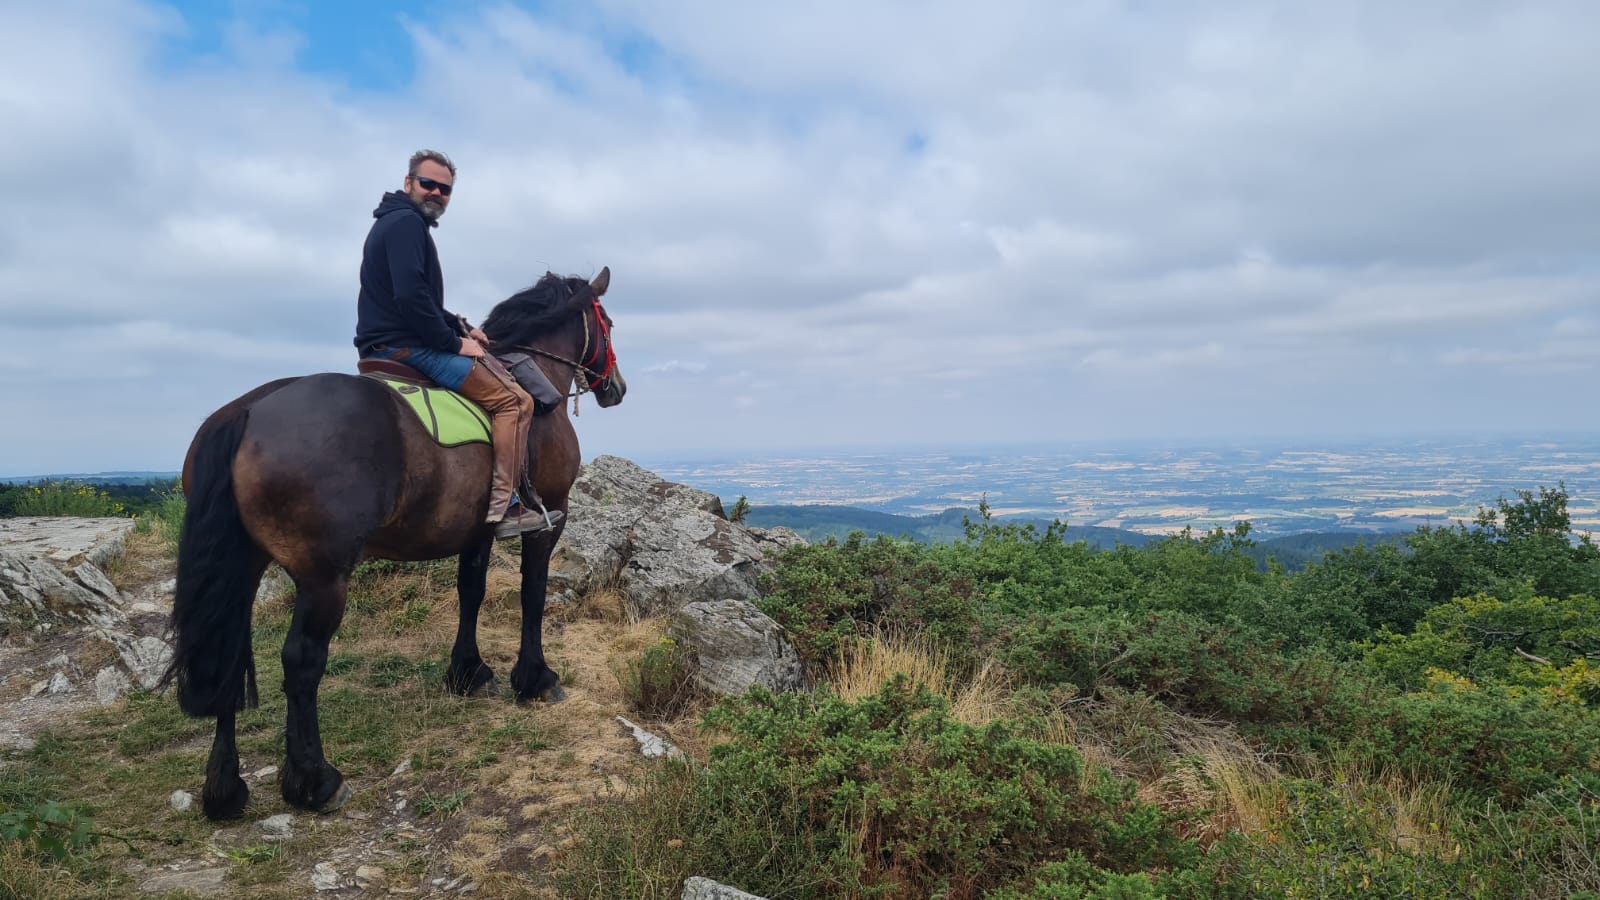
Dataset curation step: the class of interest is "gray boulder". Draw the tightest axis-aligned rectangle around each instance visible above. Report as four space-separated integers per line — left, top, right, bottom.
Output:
670 600 805 696
683 876 769 900
553 456 804 618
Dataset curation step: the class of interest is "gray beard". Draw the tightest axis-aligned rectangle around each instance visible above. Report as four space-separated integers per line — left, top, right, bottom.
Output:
419 200 445 222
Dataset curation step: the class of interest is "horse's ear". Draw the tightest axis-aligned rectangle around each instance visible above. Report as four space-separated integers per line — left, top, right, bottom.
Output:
591 266 610 298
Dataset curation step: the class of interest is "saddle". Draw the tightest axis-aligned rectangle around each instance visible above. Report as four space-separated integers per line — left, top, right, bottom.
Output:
358 366 491 448
358 355 563 512
357 355 564 415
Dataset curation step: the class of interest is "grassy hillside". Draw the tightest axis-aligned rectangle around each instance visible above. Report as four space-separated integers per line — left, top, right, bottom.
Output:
596 484 1596 897
4 485 1597 898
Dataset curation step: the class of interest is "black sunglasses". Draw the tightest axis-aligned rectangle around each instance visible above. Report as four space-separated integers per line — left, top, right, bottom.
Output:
411 175 453 196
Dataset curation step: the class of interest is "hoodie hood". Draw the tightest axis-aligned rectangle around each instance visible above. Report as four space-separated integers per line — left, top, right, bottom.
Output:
373 190 437 227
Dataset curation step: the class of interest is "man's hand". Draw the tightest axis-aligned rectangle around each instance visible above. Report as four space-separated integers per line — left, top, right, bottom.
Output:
469 327 490 345
459 338 487 359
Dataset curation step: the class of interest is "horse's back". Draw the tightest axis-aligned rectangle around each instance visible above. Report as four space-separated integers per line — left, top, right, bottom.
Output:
232 373 492 569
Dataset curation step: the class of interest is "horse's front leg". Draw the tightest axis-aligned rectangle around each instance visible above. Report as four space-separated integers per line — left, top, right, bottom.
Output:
446 539 496 696
510 528 566 703
279 574 351 813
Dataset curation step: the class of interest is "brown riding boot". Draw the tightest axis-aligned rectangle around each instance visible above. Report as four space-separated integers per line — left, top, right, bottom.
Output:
457 361 556 538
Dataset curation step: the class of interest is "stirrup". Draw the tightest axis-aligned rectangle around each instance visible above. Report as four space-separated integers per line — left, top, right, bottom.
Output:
494 508 564 540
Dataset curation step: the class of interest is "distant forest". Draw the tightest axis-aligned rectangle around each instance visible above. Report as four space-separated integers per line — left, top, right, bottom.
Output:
741 503 1407 572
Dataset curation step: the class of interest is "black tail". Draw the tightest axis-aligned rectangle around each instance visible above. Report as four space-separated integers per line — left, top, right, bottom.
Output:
161 407 261 717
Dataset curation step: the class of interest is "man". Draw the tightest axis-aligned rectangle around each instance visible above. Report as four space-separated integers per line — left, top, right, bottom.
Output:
355 149 557 539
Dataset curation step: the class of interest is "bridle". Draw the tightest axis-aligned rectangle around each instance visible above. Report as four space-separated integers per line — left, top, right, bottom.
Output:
512 288 617 413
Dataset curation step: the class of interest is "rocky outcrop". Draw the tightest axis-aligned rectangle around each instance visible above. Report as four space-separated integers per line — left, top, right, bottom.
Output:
1 516 171 705
1 518 135 638
552 456 804 618
670 599 805 697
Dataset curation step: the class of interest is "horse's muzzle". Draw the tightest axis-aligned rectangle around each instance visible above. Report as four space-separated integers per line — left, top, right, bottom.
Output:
595 370 627 408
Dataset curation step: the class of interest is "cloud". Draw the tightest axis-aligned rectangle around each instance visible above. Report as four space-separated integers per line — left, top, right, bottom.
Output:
2 0 1598 474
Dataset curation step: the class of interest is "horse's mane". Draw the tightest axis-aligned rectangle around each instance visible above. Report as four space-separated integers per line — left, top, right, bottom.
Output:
481 272 591 348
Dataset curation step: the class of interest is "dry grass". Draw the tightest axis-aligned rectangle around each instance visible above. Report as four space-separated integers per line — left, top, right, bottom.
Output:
826 631 1013 726
1033 694 1285 846
0 841 92 900
102 527 171 592
1323 763 1460 858
549 578 630 626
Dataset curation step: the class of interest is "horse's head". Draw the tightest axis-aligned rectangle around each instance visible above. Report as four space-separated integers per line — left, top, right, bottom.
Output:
582 267 626 408
481 267 626 408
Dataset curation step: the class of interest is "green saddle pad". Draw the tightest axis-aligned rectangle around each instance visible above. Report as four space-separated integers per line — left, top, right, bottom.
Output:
368 376 491 447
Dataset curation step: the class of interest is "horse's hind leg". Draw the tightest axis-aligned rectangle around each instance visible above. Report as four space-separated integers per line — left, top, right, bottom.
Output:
446 539 496 696
279 573 352 813
202 709 248 819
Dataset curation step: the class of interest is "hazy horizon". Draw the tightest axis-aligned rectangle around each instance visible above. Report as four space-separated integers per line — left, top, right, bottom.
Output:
10 428 1600 482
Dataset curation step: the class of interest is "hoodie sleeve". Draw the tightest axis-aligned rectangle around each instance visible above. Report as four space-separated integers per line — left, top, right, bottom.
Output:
383 215 463 354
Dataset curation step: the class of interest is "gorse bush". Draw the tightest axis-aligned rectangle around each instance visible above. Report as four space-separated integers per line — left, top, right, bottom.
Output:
10 482 125 518
132 487 185 552
618 636 698 720
1363 591 1600 692
758 533 985 672
1479 773 1600 898
1206 778 1520 898
1361 677 1600 804
562 679 1198 899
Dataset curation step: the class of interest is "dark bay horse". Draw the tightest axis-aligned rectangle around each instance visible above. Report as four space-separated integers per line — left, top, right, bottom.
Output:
165 269 625 821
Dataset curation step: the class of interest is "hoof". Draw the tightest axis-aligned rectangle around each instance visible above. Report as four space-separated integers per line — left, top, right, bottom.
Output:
517 683 567 705
446 661 495 697
202 778 249 821
317 780 354 814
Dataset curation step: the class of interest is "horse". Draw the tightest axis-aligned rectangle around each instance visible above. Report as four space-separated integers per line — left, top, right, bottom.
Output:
163 269 625 821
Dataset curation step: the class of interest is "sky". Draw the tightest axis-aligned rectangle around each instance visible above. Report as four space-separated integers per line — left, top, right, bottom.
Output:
4 0 1599 476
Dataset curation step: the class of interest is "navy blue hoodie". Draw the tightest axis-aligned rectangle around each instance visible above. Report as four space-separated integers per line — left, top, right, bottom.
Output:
354 191 463 356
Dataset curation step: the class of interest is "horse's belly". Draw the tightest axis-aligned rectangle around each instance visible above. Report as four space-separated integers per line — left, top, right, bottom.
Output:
363 441 493 561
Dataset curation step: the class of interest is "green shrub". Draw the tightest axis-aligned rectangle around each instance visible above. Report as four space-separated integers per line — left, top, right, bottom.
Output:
0 801 99 863
1199 779 1520 898
1364 678 1600 803
986 851 1164 899
11 482 126 518
618 637 697 720
132 487 186 552
758 534 984 672
1282 542 1437 643
560 678 1198 899
1478 773 1600 898
697 679 1194 897
1363 592 1600 693
1001 606 1377 755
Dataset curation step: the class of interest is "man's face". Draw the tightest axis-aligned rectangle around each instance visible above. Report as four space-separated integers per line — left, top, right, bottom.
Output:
404 159 454 222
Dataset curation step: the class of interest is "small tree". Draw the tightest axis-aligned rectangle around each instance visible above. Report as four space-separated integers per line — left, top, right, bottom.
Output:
728 495 751 525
